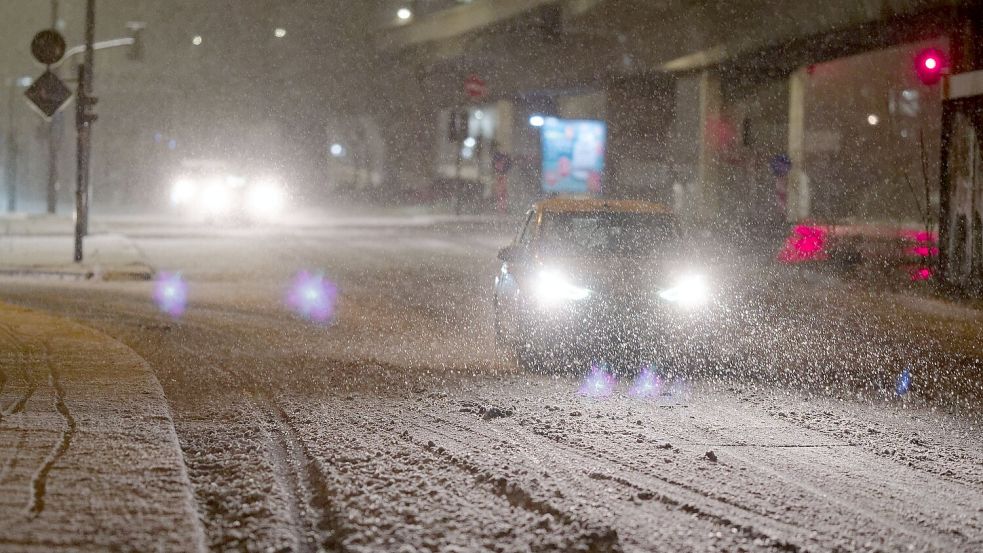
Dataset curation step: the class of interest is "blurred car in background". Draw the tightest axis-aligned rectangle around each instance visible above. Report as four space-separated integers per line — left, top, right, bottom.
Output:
168 159 287 223
493 198 717 372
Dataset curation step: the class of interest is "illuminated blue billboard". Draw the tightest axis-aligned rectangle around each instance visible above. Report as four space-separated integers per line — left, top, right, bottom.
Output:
541 118 606 195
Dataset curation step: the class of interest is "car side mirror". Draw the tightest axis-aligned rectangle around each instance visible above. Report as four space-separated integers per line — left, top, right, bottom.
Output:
498 245 516 262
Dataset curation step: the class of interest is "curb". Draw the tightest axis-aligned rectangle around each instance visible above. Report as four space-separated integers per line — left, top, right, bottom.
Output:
0 264 155 282
0 303 206 552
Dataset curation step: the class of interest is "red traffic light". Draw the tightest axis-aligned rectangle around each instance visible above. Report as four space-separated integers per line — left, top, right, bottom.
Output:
914 48 946 85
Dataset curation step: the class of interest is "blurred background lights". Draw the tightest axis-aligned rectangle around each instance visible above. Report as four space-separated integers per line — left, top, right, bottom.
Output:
396 7 412 20
867 114 879 126
246 182 286 219
529 114 545 127
462 136 477 148
274 27 286 38
154 272 188 317
330 143 345 157
192 35 202 46
287 271 338 323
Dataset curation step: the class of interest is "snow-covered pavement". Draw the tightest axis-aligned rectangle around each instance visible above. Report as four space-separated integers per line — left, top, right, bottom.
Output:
1 217 981 552
0 303 204 552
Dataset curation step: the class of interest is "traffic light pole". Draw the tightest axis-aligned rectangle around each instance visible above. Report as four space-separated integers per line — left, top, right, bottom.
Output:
74 0 96 262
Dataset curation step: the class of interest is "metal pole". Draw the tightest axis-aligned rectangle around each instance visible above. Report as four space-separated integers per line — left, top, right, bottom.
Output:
5 80 17 213
47 115 60 213
83 0 94 236
46 0 60 214
74 0 95 262
74 64 87 261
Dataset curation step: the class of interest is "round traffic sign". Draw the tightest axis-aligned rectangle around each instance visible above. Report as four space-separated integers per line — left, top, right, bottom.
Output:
31 29 67 65
464 74 487 99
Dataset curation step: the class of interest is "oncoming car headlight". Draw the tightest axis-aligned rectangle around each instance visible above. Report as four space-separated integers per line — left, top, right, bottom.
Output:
533 269 591 305
246 182 285 219
171 178 196 206
658 273 710 307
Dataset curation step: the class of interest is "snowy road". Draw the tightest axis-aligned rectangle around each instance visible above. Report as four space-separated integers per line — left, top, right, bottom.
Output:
2 218 982 552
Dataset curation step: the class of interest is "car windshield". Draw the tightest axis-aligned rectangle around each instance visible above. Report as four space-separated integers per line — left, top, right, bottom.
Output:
539 212 677 257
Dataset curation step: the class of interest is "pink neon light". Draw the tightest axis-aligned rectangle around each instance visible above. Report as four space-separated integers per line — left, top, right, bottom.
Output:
778 225 829 263
909 266 933 281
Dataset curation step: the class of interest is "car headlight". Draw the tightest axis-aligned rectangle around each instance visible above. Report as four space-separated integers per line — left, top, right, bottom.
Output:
533 269 591 305
171 178 196 206
246 182 285 219
658 273 710 307
200 182 232 215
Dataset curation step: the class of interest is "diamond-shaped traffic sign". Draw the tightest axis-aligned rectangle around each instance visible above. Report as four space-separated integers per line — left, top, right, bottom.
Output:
24 70 72 119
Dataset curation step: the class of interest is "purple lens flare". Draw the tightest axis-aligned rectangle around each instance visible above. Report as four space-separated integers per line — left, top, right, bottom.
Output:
578 361 616 397
153 272 188 317
286 271 338 323
629 363 664 398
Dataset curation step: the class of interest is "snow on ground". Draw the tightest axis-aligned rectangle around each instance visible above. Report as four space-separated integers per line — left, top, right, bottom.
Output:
0 303 205 552
1 217 981 551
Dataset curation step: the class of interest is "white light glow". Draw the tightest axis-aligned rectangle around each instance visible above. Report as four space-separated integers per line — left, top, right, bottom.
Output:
529 115 545 127
867 114 879 126
192 35 202 46
246 182 286 219
170 178 196 206
658 273 709 308
200 182 232 216
463 136 477 148
397 8 412 20
274 27 286 38
534 270 590 305
330 143 345 157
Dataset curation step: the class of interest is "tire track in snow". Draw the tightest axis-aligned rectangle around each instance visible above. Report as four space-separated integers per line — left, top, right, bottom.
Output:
77 308 351 552
27 340 76 517
512 389 978 552
582 392 982 550
288 401 625 552
0 325 37 419
257 399 350 553
396 418 624 552
670 405 983 548
418 409 807 552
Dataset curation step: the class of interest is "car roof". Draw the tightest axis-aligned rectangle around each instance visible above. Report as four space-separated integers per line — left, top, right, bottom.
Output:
534 197 673 215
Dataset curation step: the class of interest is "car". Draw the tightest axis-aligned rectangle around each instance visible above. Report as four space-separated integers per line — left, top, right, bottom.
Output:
493 197 717 372
168 159 287 224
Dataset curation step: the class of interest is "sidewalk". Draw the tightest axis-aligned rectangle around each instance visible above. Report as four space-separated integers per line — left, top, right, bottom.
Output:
0 303 205 552
0 215 153 281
